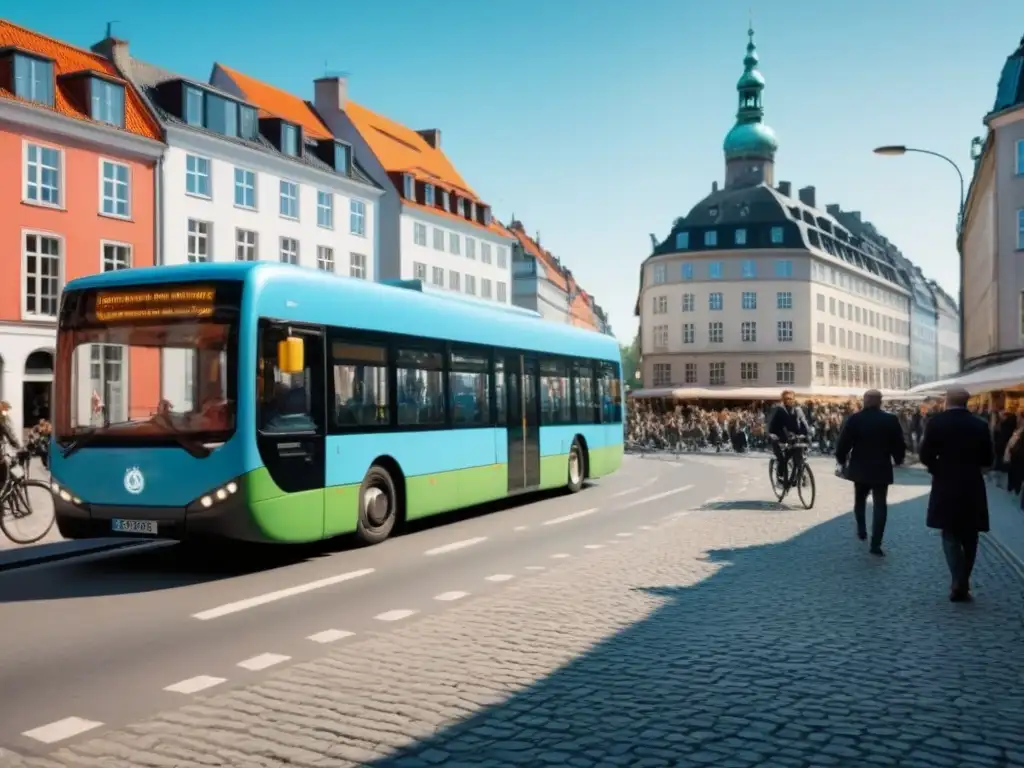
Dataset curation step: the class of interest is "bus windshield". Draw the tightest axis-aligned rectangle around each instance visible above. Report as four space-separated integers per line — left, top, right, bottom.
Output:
54 282 240 453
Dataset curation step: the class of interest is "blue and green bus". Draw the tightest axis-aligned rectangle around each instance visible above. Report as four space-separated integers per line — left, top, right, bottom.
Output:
50 263 624 545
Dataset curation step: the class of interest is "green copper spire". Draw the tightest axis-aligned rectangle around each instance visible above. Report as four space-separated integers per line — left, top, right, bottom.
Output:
723 25 778 161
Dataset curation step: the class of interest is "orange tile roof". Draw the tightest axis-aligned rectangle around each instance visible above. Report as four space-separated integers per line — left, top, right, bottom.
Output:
0 20 161 140
215 63 331 141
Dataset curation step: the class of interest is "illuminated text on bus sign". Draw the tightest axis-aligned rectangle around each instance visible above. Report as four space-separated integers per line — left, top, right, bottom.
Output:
93 286 217 323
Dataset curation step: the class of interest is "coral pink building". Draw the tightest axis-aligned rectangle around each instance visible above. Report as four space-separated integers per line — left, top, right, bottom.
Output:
0 20 164 432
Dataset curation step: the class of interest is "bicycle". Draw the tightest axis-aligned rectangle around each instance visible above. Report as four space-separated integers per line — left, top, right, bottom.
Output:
0 442 56 544
768 438 816 509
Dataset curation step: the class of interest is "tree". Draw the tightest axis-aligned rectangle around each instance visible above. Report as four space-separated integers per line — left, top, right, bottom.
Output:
620 331 640 388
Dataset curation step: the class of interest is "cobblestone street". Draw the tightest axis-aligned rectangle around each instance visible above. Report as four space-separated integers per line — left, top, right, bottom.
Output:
6 455 1024 768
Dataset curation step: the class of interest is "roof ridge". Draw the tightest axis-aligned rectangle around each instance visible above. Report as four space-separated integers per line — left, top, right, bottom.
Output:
0 19 111 68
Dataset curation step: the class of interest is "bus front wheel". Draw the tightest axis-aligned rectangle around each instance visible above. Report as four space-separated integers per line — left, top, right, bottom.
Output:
567 439 585 494
356 465 398 545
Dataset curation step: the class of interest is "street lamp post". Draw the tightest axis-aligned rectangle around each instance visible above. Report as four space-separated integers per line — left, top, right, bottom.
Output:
873 145 967 371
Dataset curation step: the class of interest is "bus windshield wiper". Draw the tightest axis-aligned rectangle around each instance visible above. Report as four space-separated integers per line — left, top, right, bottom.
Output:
60 430 98 459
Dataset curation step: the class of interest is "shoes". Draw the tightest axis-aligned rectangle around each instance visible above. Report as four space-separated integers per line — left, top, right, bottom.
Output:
857 530 867 541
869 546 884 557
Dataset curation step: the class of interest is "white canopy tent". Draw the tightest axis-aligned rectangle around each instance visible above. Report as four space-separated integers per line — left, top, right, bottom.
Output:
629 385 927 401
908 357 1024 396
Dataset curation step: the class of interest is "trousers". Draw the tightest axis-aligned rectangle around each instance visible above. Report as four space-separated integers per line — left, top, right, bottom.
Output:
853 482 889 547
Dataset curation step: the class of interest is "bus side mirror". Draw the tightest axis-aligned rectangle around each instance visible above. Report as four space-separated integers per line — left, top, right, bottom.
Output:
277 337 304 374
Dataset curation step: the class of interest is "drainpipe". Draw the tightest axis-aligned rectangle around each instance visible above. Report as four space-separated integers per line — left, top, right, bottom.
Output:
154 152 164 265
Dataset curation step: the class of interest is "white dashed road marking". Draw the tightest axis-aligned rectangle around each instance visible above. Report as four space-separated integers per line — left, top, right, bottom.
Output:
424 537 488 556
164 675 226 694
22 717 103 744
524 565 546 571
375 609 417 622
638 525 654 530
610 486 639 498
543 507 599 526
192 568 375 620
584 544 604 550
617 532 634 537
307 629 355 644
622 485 694 509
435 591 469 601
551 553 571 559
237 653 290 671
485 574 515 582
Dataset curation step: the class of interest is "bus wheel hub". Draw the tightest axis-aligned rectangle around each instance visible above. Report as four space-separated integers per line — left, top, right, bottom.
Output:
364 487 389 526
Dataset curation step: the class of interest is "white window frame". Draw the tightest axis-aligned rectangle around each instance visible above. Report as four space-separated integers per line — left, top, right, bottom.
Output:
449 270 461 291
413 222 427 246
465 274 477 295
449 231 461 255
497 281 507 303
23 140 64 208
1017 139 1024 176
777 320 794 342
1018 208 1024 251
433 228 445 250
317 245 335 272
98 157 131 219
481 242 492 264
497 246 508 269
234 168 257 210
187 219 212 262
279 180 299 220
350 198 366 236
21 228 63 322
99 240 132 272
317 190 334 229
413 262 427 281
236 228 258 262
185 154 212 199
349 252 366 279
481 278 492 299
280 237 299 264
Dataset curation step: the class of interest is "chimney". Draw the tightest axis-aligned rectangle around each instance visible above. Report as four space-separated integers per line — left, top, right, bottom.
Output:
417 129 441 149
797 185 816 207
777 180 792 197
849 211 862 222
826 203 841 216
711 181 719 193
313 76 347 114
535 231 541 247
90 29 130 72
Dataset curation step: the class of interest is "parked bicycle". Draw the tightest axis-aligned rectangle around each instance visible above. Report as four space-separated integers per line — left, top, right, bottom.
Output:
1 437 55 544
768 437 816 509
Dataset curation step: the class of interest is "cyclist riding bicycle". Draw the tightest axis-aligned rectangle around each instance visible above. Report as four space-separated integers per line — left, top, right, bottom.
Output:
767 389 810 485
0 400 22 487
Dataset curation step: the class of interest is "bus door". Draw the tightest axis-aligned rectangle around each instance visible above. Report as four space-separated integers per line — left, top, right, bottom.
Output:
505 353 541 491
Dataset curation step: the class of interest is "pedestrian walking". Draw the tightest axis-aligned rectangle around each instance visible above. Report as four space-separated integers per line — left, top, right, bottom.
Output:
834 389 906 556
918 388 994 602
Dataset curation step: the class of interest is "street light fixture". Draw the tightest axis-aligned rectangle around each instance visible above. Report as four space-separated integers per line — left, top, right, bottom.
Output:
873 145 907 156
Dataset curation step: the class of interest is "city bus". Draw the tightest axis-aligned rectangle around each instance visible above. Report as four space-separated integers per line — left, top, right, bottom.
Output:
49 263 624 545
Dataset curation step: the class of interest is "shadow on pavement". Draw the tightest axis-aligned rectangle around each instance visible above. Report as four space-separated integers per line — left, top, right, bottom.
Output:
365 485 1024 766
0 484 584 603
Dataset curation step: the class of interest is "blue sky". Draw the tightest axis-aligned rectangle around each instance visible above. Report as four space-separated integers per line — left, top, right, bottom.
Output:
11 1 1023 342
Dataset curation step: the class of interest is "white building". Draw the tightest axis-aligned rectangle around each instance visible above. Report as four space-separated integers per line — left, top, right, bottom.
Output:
310 76 515 301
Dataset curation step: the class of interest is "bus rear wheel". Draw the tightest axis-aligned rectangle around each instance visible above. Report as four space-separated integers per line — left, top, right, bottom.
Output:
356 465 398 545
567 439 585 493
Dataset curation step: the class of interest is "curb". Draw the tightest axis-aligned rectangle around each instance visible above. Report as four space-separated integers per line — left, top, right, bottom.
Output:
0 539 149 572
983 533 1024 584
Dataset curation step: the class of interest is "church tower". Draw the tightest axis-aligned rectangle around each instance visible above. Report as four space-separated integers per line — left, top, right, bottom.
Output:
723 26 778 189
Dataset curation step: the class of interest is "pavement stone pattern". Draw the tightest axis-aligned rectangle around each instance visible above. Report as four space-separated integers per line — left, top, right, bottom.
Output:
6 456 1024 768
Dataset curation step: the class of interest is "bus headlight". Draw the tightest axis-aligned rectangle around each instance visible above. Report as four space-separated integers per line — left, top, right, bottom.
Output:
50 481 83 507
194 478 241 510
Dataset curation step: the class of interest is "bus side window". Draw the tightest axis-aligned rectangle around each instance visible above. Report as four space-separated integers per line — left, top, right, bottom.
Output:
601 362 623 423
258 329 316 434
539 359 570 425
572 363 595 424
449 350 489 427
331 341 390 428
494 358 506 425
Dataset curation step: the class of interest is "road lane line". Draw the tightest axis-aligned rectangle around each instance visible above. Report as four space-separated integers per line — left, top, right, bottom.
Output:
638 525 654 530
424 537 487 556
164 675 226 694
622 485 694 509
551 553 571 559
616 532 634 537
543 507 599 526
238 653 290 671
524 565 546 570
307 629 355 644
641 476 659 487
584 544 604 550
375 609 417 621
610 486 639 498
513 525 528 531
435 591 469 601
485 574 515 582
22 717 103 744
192 568 375 620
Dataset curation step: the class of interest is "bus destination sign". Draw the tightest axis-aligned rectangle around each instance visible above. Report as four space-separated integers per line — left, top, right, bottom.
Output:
92 286 217 323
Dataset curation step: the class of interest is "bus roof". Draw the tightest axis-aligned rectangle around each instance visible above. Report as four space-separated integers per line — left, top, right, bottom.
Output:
65 263 620 362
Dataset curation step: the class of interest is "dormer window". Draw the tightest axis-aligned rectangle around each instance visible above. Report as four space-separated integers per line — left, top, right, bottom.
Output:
11 53 55 107
469 201 477 221
239 105 257 140
90 78 125 127
184 85 204 127
424 184 435 206
441 190 450 210
280 123 300 157
174 81 257 141
206 92 237 137
457 198 467 217
403 174 415 199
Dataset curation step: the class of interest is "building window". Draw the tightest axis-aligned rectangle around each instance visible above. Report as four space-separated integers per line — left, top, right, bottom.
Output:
815 361 825 379
187 219 211 262
317 191 334 229
350 199 367 236
741 259 756 278
184 86 204 126
816 293 825 311
24 143 62 206
481 242 492 264
14 54 55 106
652 325 668 349
23 233 61 319
653 296 668 314
735 228 747 246
239 105 257 140
708 261 723 279
413 222 427 246
817 322 825 342
441 190 451 211
741 321 756 342
424 184 435 206
740 362 758 382
278 181 298 219
449 232 461 255
741 291 757 310
652 363 671 387
709 362 725 386
709 292 723 311
709 322 724 343
449 270 461 291
315 246 334 272
777 320 794 342
280 237 299 265
413 262 427 281
829 325 836 345
433 228 445 250
683 323 695 344
776 362 795 384
204 92 238 137
652 264 667 284
232 168 256 209
770 226 784 244
465 237 476 260
90 78 125 127
1017 139 1024 176
497 247 508 269
236 229 257 261
349 252 366 278
777 291 793 310
682 293 695 312
684 363 697 384
403 174 415 199
465 274 477 295
681 263 694 280
704 230 718 247
481 278 493 299
1018 209 1024 250
281 123 299 157
100 160 130 217
775 259 793 277
185 154 211 198
432 266 444 287
497 281 507 303
675 231 690 250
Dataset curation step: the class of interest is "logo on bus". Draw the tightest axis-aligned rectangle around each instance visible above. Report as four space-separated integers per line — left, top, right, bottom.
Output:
124 467 145 495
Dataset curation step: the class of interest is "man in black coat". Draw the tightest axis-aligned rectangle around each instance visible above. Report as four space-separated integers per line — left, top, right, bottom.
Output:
835 389 906 556
919 387 994 602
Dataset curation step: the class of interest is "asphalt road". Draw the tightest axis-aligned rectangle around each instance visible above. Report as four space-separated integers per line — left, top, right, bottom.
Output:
0 453 724 755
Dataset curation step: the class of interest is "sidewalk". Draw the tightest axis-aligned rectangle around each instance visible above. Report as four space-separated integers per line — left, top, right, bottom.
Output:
8 457 1024 767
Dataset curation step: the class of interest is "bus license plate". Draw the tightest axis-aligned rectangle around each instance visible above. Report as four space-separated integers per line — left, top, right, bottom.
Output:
112 519 158 535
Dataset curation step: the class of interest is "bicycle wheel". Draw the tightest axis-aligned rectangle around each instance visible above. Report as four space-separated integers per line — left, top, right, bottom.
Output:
768 459 786 501
796 464 816 509
1 478 56 544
